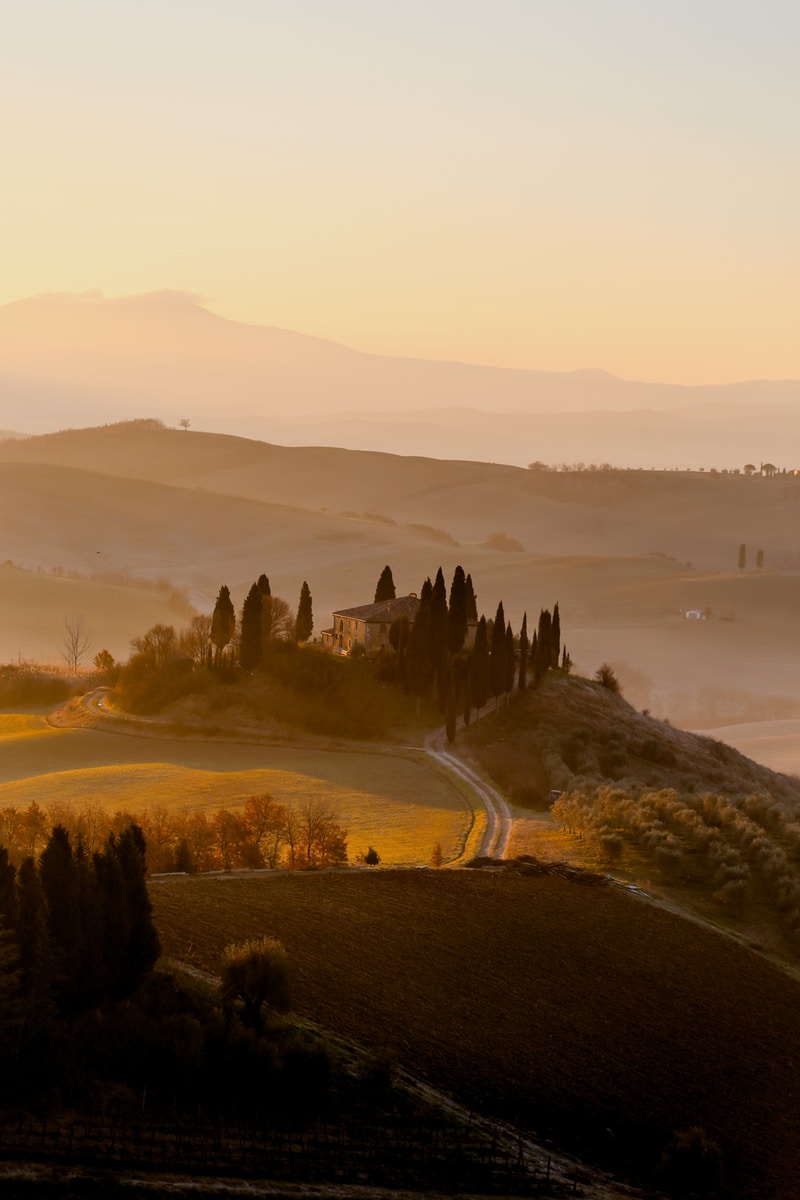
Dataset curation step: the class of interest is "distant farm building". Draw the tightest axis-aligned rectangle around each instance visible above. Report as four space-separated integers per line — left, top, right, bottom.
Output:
683 609 705 620
322 595 420 655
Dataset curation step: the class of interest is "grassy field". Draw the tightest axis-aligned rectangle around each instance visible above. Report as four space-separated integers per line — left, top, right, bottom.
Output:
0 712 473 866
151 867 800 1199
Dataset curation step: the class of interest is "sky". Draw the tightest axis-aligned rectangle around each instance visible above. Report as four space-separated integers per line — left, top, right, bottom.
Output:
2 0 798 384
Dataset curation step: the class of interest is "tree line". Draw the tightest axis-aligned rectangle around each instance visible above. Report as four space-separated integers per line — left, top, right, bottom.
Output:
0 822 160 1060
0 796 348 875
374 563 568 742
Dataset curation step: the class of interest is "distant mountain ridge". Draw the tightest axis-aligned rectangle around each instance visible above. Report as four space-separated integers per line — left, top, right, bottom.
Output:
2 292 798 467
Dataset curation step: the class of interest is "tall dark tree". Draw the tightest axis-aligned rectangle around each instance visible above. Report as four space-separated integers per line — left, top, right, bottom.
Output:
429 568 448 661
489 601 507 705
534 608 552 685
211 585 236 667
447 565 468 653
39 826 82 1015
738 543 746 570
551 602 561 669
405 582 433 709
505 622 516 697
112 824 161 995
295 580 313 642
257 575 271 595
465 573 478 622
239 582 263 670
469 617 490 711
429 567 450 708
518 612 528 692
374 565 396 603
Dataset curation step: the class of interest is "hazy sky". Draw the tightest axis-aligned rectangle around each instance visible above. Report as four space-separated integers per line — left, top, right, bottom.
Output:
2 0 798 383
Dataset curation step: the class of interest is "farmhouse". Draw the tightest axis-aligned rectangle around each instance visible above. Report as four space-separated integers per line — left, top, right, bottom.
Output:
322 595 420 655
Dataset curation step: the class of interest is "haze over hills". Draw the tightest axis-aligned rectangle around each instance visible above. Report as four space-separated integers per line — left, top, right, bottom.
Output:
2 422 800 755
2 291 799 468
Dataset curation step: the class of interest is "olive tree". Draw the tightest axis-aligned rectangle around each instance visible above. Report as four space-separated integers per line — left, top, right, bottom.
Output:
219 936 290 1028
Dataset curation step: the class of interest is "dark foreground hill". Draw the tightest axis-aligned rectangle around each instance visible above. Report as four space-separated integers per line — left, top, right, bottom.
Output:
152 868 800 1199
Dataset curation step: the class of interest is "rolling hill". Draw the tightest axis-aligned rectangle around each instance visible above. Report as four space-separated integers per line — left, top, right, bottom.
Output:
2 422 800 745
2 290 799 467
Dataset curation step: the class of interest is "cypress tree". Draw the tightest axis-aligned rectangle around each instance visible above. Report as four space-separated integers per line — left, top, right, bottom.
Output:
295 581 313 642
429 567 449 706
39 826 82 1015
505 622 515 697
113 824 161 995
738 543 746 570
374 565 396 602
258 574 271 595
534 608 552 685
429 568 448 662
489 601 506 704
211 585 236 667
465 574 478 622
94 837 127 1000
447 565 468 653
518 612 528 692
551 602 561 669
469 617 490 711
239 582 263 670
405 582 433 708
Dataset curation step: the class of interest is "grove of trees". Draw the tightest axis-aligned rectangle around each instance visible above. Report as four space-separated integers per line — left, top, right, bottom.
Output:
0 795 348 875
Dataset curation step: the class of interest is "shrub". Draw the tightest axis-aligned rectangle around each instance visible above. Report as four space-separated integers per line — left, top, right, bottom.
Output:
219 936 290 1028
594 664 621 694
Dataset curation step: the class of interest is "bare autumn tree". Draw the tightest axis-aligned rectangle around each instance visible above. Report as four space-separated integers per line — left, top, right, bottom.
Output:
130 624 177 669
178 613 212 664
61 613 91 672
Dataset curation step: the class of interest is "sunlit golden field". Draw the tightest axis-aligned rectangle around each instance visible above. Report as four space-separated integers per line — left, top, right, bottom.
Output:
0 712 55 738
0 714 473 866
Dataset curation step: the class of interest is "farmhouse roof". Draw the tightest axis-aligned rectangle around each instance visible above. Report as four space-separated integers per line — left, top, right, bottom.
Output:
334 595 420 623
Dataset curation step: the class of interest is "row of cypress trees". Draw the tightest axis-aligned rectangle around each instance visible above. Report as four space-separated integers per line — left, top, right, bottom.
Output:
379 564 566 740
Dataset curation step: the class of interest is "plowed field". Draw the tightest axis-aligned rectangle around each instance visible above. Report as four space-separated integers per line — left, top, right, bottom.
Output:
152 867 800 1198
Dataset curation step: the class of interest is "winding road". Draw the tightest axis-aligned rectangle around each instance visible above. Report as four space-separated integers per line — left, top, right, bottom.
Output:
74 687 515 862
424 705 514 859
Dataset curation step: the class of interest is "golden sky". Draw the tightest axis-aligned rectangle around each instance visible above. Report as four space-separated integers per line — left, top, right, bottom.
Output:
2 1 798 384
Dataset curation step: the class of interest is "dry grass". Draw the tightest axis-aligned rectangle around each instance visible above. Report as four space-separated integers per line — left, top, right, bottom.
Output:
151 868 800 1199
0 712 471 866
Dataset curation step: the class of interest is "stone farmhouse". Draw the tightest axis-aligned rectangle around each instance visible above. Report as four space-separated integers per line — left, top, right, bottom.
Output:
321 595 420 655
